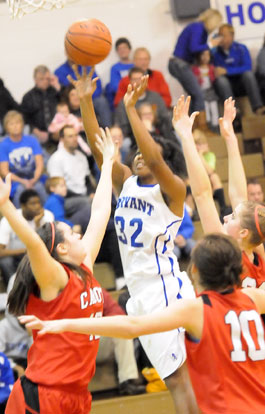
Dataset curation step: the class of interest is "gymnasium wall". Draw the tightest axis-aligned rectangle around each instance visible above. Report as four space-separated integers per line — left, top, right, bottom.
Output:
0 0 264 103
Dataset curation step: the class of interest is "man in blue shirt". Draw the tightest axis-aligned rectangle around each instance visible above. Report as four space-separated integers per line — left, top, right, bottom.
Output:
212 24 265 115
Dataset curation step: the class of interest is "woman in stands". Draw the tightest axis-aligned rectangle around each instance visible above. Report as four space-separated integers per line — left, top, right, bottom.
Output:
3 129 116 414
172 95 265 288
20 232 265 414
67 66 197 414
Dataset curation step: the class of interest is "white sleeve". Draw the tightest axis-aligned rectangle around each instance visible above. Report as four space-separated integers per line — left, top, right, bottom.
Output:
0 217 12 246
47 154 63 177
41 210 55 224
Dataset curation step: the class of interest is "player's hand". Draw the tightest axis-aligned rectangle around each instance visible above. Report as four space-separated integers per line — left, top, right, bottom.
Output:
0 174 11 207
172 95 199 139
18 315 66 335
95 127 119 163
67 65 99 99
219 97 236 140
123 75 149 108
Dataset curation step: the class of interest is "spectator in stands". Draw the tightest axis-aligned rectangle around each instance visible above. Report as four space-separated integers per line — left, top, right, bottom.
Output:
192 49 219 129
115 67 171 140
256 36 265 105
212 24 265 115
168 8 223 131
44 176 89 234
114 47 172 108
106 37 134 110
0 274 32 381
0 352 14 413
47 125 95 218
21 65 61 144
55 60 112 127
137 102 178 143
48 101 91 156
97 289 146 396
0 79 20 136
173 205 196 260
0 189 54 286
0 110 47 207
247 179 264 204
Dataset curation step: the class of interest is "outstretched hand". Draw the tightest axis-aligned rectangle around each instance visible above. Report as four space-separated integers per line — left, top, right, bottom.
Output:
123 75 149 108
0 174 12 207
95 127 119 163
67 65 99 99
18 315 65 336
172 95 199 139
219 97 236 139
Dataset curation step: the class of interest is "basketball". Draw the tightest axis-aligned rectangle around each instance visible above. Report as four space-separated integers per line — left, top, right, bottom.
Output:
64 18 112 66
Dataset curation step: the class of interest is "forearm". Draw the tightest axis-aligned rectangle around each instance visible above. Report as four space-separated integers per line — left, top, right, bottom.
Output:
80 96 103 167
32 161 43 183
0 201 40 250
63 315 137 339
225 134 247 209
126 106 162 167
181 134 212 199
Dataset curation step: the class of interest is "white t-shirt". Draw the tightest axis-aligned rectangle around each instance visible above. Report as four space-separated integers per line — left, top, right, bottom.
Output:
0 209 54 249
47 146 90 195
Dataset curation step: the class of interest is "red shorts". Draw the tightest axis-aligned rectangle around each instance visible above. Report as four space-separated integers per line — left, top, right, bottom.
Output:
5 377 92 414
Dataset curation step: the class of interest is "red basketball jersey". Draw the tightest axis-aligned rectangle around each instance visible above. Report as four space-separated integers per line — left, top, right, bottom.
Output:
185 289 265 414
25 263 103 392
241 251 265 289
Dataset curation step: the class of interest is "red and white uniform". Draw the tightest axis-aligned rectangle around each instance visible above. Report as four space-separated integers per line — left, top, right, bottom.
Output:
186 289 265 414
241 251 265 289
6 263 103 414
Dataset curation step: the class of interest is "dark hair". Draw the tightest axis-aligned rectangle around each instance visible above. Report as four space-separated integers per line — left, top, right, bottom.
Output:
190 233 242 290
7 222 89 316
129 67 145 78
247 178 261 186
115 37 131 50
59 124 76 139
19 189 40 205
129 135 187 179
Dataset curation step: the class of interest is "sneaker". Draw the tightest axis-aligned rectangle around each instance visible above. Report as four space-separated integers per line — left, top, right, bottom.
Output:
118 379 146 396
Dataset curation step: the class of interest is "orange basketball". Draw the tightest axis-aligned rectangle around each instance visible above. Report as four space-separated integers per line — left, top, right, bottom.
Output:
64 18 112 66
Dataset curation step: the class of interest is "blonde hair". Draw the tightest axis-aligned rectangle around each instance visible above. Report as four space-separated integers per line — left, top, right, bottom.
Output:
193 128 208 145
240 201 265 245
45 176 65 194
33 65 49 78
219 23 235 35
3 110 24 131
198 8 222 23
133 47 151 59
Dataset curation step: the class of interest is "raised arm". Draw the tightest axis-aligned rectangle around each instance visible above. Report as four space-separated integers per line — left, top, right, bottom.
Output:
19 297 202 339
0 175 67 295
67 66 131 194
82 128 117 269
219 97 247 211
124 76 186 217
172 96 224 234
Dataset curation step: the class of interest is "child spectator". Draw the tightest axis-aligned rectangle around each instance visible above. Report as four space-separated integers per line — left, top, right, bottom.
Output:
44 176 85 233
48 102 91 156
192 50 219 128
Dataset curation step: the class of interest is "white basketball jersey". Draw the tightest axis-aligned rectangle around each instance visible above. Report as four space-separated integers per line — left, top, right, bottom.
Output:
114 175 186 312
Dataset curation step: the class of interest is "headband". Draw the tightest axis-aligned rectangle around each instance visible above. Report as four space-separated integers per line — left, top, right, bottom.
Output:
50 222 55 253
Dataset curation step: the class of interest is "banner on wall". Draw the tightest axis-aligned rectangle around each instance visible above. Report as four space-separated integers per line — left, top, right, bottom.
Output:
214 0 265 41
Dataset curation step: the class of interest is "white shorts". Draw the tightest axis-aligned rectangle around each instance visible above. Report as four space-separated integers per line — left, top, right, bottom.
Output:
126 271 195 379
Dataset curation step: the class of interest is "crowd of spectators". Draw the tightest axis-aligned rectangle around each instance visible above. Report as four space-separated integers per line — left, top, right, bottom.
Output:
1 13 265 404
